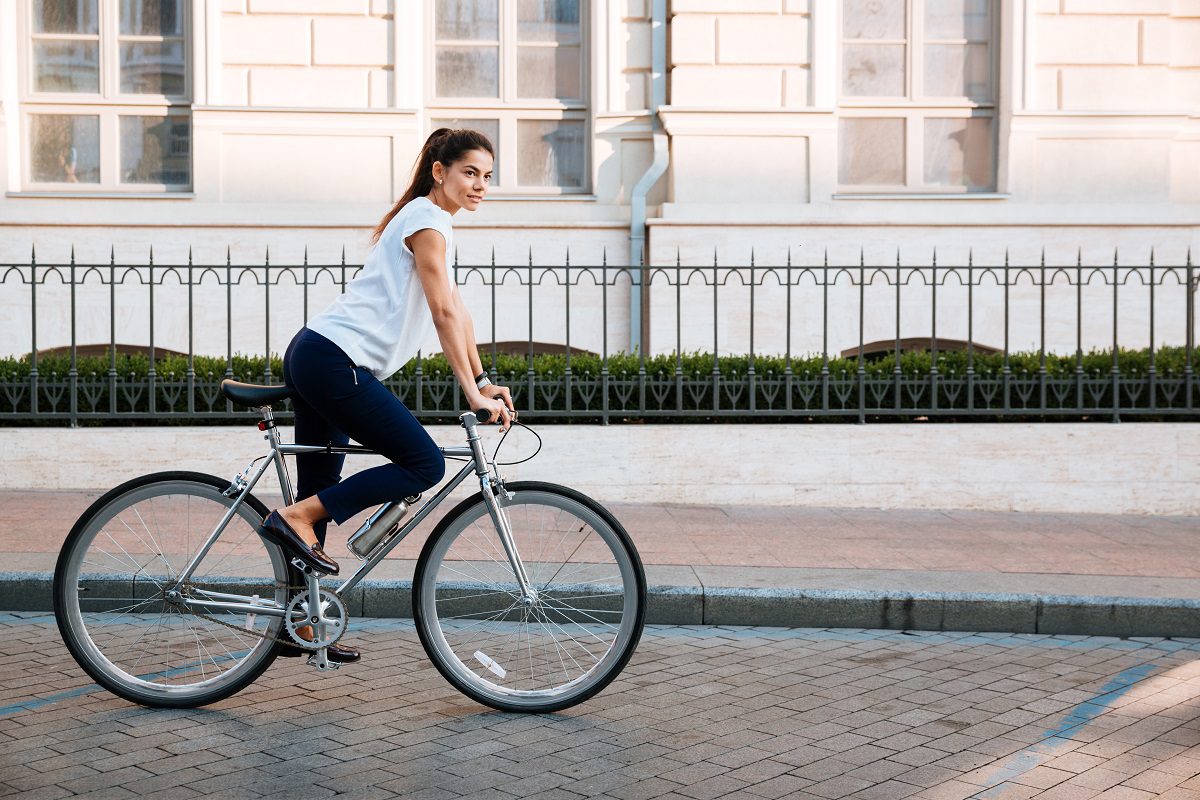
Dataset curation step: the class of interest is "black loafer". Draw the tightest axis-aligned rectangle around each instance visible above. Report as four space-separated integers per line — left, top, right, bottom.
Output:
258 511 340 575
277 642 361 663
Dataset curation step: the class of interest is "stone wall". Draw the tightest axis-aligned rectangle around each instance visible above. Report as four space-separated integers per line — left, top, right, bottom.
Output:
4 423 1197 515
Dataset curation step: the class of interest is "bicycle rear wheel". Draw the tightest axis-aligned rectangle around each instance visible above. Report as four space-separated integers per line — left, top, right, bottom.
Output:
413 481 645 713
53 471 287 708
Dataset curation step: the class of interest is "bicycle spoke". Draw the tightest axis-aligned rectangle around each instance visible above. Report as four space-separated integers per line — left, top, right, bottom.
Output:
531 606 588 677
438 563 520 598
539 597 622 632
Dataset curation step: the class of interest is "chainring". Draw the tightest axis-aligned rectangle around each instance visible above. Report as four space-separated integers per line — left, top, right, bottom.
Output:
285 588 348 649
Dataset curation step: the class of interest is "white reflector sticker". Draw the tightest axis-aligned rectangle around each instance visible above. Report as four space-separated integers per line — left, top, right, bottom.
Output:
473 650 507 679
245 594 260 630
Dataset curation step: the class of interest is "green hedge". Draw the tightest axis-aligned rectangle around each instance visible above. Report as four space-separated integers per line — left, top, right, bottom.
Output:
1 346 1196 424
3 345 1195 384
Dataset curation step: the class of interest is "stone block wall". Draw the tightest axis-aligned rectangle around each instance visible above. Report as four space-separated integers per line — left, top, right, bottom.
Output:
1033 0 1200 112
669 0 811 108
221 0 393 108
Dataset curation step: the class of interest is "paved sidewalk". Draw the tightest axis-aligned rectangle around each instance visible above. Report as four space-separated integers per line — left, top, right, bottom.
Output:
5 615 1200 800
2 490 1198 635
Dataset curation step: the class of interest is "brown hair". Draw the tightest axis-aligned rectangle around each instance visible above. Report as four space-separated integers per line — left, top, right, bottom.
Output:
370 128 495 245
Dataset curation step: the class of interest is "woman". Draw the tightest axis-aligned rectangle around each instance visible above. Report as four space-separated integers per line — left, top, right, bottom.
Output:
260 129 515 663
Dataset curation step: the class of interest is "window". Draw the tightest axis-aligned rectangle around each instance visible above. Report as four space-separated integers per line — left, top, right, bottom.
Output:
838 0 996 193
23 0 191 191
430 0 588 193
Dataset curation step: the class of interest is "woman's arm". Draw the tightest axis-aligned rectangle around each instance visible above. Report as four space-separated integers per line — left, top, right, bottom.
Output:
453 287 485 380
453 287 515 414
408 228 512 427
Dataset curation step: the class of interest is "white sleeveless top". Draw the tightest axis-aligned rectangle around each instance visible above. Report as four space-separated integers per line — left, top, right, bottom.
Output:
307 197 454 379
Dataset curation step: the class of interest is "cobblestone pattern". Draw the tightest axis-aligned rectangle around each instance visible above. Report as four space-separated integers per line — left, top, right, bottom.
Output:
3 614 1200 799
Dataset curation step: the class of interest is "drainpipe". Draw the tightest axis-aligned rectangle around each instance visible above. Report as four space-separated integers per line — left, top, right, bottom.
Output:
628 0 668 355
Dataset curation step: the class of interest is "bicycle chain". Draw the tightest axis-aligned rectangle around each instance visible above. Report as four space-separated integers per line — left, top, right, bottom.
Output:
171 581 335 650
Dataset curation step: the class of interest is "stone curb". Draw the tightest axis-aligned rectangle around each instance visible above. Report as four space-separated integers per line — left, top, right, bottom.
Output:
9 571 1200 637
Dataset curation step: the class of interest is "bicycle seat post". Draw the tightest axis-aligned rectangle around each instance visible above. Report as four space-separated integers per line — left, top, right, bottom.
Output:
257 403 297 506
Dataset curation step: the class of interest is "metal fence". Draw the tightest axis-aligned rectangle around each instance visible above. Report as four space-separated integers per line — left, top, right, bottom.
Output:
1 248 1196 424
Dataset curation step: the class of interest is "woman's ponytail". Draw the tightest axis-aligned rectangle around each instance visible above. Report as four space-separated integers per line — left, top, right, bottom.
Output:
370 127 493 245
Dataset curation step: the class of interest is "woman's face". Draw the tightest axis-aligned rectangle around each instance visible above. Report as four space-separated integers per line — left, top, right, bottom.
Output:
434 149 493 213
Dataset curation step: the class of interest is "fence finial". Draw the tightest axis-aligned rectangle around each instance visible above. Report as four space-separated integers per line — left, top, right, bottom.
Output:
110 245 116 265
1076 247 1082 267
264 245 270 266
1039 247 1045 268
340 245 346 265
932 247 937 268
786 247 791 268
30 243 36 265
1114 247 1119 267
823 247 828 268
149 245 154 266
69 244 75 265
303 245 308 266
187 245 193 266
490 246 495 267
602 246 607 267
675 246 681 267
750 247 755 268
454 246 459 267
1149 247 1155 267
968 248 973 267
226 245 231 266
565 246 570 268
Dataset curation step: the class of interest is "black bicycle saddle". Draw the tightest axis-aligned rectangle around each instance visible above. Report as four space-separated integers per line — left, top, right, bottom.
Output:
220 379 294 407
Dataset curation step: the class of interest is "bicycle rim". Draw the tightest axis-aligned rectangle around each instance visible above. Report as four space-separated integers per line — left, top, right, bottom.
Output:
54 474 286 707
415 484 644 712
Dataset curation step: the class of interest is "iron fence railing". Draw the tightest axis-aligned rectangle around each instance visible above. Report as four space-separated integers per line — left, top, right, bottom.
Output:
1 247 1196 424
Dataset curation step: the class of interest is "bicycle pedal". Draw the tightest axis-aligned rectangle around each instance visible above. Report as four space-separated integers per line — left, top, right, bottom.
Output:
306 650 339 671
289 558 328 577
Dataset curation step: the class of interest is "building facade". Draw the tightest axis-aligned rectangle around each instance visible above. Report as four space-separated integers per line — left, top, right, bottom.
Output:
0 0 1197 359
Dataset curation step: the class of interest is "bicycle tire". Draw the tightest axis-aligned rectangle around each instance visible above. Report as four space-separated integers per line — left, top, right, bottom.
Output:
413 481 646 713
53 471 287 708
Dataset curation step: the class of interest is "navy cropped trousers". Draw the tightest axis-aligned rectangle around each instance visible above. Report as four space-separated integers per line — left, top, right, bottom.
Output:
282 327 445 546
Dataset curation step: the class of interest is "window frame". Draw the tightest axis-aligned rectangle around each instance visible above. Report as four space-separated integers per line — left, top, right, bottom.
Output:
837 0 999 195
18 0 193 193
425 0 591 196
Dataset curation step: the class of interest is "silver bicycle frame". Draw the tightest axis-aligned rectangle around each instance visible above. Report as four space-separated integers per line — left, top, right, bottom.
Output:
172 407 535 619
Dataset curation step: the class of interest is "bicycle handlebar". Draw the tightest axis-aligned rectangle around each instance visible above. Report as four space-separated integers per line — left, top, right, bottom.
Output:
472 407 517 425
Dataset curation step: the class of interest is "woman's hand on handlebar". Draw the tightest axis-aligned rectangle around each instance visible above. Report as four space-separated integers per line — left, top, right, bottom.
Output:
470 384 515 431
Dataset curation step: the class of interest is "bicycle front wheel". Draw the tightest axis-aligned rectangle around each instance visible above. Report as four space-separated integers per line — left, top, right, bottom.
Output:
413 481 646 713
53 471 288 708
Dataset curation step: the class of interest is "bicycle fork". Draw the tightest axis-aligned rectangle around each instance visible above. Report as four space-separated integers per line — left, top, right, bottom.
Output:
462 414 537 606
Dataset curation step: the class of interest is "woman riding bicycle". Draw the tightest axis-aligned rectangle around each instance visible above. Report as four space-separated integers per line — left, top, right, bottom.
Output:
259 129 516 662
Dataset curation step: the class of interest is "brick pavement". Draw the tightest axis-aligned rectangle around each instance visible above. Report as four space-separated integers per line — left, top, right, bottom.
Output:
4 614 1200 799
2 489 1197 578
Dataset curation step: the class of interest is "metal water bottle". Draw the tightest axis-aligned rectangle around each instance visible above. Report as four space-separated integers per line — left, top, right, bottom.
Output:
346 495 419 559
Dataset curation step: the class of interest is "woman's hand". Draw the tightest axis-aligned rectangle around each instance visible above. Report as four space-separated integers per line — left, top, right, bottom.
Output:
469 386 515 431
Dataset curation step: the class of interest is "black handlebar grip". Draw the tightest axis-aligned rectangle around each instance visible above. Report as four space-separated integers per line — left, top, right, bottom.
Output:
474 408 493 424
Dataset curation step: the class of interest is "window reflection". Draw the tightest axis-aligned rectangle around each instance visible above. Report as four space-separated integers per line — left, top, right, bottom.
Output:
31 115 101 183
120 115 191 185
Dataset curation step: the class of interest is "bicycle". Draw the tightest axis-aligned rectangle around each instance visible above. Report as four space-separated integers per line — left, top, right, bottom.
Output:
53 379 646 713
